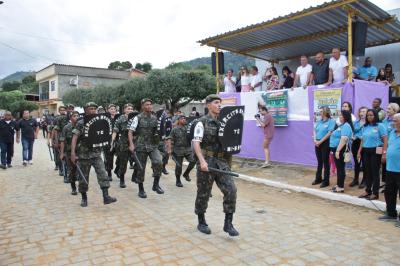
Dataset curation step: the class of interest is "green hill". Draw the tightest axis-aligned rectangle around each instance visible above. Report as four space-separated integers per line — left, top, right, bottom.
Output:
0 71 35 86
183 52 255 74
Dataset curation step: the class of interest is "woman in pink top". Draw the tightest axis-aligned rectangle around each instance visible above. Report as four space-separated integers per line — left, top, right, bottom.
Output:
264 67 280 91
240 66 251 92
255 106 275 167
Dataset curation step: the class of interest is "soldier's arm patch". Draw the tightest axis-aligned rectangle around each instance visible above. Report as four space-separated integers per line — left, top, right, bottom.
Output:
192 122 204 142
129 116 139 132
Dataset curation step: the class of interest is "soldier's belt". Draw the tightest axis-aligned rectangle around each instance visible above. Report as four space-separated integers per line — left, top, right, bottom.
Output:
202 150 225 158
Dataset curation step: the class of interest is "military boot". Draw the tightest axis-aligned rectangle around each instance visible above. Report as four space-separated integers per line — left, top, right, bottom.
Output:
59 168 64 177
138 183 147 198
102 188 117 205
152 176 164 194
197 213 211 234
162 165 169 175
80 192 88 207
176 176 183 187
71 182 77 195
63 174 69 184
131 169 138 183
119 175 126 188
183 172 191 182
223 213 239 237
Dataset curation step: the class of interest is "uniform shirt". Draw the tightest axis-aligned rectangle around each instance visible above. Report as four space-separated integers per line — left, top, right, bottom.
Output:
329 122 352 148
17 118 38 140
361 123 387 148
353 120 365 139
59 122 75 154
53 115 69 132
129 112 159 152
0 120 18 143
113 115 130 150
386 129 400 172
72 120 102 159
382 117 394 134
314 118 335 141
168 125 191 156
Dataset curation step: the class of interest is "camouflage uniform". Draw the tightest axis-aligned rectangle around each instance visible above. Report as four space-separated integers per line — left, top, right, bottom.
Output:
72 120 110 193
53 114 69 175
113 115 130 186
194 114 237 215
168 125 196 180
131 113 162 183
59 122 77 188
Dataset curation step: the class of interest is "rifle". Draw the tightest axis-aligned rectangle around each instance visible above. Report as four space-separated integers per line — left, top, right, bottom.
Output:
131 151 144 171
75 162 88 185
61 158 68 181
47 144 54 161
208 167 239 177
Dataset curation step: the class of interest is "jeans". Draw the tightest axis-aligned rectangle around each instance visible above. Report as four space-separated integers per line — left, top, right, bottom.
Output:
315 140 330 182
331 147 346 188
21 137 34 161
0 142 13 165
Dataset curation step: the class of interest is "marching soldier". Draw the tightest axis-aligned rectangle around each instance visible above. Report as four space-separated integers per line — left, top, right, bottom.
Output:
104 104 118 181
167 115 195 187
59 111 79 195
70 102 117 207
47 115 58 171
111 103 134 188
52 106 68 177
128 98 164 198
192 94 239 236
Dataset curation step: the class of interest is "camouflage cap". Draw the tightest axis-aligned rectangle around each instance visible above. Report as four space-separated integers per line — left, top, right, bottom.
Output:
85 102 98 108
107 104 116 109
205 94 221 103
141 98 152 105
98 105 105 110
67 104 75 108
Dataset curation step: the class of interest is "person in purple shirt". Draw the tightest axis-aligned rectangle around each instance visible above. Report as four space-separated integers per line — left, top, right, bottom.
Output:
255 106 275 168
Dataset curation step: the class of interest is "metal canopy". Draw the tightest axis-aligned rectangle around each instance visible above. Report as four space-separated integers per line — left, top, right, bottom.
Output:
198 0 400 62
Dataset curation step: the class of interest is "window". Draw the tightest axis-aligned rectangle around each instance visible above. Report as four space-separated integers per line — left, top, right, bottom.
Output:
51 80 55 91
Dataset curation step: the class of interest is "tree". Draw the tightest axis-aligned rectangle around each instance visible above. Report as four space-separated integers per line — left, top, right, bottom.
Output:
22 75 36 84
0 90 38 116
108 61 133 70
165 62 191 71
1 81 21 92
62 88 94 107
135 62 152 73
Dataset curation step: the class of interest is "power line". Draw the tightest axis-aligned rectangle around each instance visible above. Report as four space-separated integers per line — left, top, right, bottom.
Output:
0 41 60 62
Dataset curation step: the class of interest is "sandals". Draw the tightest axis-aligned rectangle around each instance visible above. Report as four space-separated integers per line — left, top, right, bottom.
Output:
332 185 344 193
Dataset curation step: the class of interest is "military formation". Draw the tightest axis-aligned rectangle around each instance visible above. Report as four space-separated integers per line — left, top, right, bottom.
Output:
47 94 240 236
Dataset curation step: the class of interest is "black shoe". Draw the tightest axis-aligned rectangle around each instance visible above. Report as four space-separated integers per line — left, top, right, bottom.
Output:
0 164 6 169
378 214 397 222
162 168 169 175
119 176 126 188
312 179 322 185
197 214 211 234
63 176 69 183
223 213 239 237
102 188 117 205
349 179 359 187
80 193 88 207
176 178 183 187
71 189 78 195
152 176 164 194
138 183 147 198
183 173 191 182
320 181 329 188
54 166 59 171
7 164 12 168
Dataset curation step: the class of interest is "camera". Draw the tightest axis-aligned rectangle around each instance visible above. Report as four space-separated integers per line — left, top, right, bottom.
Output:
254 114 260 118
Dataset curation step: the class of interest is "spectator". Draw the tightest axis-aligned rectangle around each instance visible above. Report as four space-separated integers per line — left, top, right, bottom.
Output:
190 107 200 117
0 111 18 169
358 109 388 200
355 57 378 81
376 68 386 83
294 55 312 88
255 106 275 168
223 69 236 93
336 101 356 125
384 63 396 85
235 71 241 92
372 98 385 122
329 48 348 84
310 51 331 86
250 66 263 92
240 66 251 92
264 67 280 91
379 113 400 224
329 110 354 193
281 66 294 89
313 107 336 188
350 107 368 188
40 115 48 138
16 110 39 166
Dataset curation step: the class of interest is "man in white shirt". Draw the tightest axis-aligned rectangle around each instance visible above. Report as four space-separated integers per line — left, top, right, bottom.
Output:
294 55 312 88
329 48 348 84
250 66 262 91
223 69 236 93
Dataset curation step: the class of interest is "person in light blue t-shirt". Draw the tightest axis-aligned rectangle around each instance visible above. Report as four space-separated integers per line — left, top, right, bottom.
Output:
355 57 378 81
358 109 388 200
329 110 353 193
379 114 400 225
313 107 336 188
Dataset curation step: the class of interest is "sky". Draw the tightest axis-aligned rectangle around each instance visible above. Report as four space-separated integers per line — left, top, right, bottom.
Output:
0 0 398 79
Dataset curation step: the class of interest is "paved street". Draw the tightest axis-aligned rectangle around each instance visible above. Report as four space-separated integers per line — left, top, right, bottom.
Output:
1 138 400 266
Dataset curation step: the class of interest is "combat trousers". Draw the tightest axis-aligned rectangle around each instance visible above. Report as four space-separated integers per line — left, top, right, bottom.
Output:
116 148 129 177
173 152 196 178
103 146 115 172
78 156 110 193
65 154 77 183
136 149 163 183
195 157 237 214
158 141 169 166
53 147 60 168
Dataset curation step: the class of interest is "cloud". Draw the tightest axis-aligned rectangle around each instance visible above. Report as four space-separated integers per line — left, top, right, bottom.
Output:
0 0 398 78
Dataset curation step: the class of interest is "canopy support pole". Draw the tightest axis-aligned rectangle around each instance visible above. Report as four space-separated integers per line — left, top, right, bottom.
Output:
347 10 353 82
215 47 220 94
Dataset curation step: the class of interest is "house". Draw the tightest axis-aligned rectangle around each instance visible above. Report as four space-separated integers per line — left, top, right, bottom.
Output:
35 63 146 115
